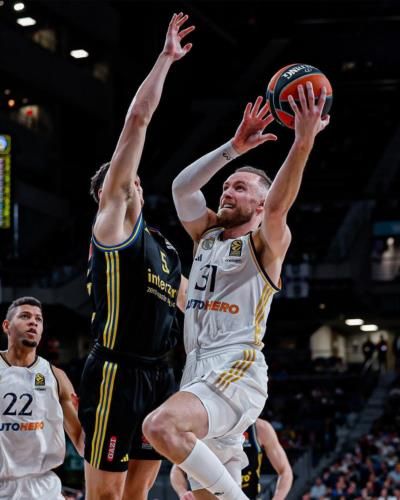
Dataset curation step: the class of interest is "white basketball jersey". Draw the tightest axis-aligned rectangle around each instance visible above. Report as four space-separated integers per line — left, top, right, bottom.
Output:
184 227 280 353
0 354 65 480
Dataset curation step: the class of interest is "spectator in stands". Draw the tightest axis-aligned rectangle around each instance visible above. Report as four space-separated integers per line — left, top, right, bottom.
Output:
362 336 376 367
310 477 327 499
377 335 389 372
393 336 400 372
346 480 358 498
389 463 400 486
331 475 347 497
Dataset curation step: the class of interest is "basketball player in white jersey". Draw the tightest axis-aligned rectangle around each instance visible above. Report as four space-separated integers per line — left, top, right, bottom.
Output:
143 83 330 499
0 297 84 500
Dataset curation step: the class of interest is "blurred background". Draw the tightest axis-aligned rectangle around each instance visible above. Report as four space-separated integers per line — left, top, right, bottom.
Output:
0 0 400 498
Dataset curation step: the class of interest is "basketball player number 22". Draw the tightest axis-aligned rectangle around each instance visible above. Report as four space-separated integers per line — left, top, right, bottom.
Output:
3 392 33 416
194 264 217 292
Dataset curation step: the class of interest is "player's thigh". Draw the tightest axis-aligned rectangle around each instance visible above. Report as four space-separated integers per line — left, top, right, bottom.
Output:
145 390 209 438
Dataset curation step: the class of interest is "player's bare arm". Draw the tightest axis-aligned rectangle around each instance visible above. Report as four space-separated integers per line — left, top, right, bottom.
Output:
257 83 330 264
53 366 85 456
172 97 277 242
94 13 194 246
256 420 293 500
177 275 189 312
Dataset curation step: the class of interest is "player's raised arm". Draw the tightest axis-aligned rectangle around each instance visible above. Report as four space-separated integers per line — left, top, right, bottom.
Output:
260 83 330 260
172 97 277 242
95 13 194 245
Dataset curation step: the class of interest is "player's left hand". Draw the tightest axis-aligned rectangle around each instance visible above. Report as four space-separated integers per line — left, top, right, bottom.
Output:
163 12 195 61
232 97 278 155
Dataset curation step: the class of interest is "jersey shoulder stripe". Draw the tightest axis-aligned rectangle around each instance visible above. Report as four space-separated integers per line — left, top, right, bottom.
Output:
92 212 143 252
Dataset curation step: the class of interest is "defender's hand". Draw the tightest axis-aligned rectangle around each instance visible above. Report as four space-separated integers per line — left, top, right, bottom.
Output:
163 12 195 61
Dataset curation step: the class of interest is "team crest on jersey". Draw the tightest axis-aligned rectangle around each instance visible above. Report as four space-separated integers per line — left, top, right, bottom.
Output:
229 239 243 256
34 373 45 390
202 238 215 250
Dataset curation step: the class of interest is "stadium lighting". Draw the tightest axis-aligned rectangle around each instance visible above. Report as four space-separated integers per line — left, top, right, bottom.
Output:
345 318 364 326
360 324 378 332
13 2 25 11
16 17 36 26
70 49 89 59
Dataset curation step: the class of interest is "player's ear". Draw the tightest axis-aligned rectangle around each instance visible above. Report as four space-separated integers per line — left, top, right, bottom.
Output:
2 319 10 335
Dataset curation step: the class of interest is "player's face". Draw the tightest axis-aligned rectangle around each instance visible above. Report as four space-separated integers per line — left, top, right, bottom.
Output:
135 176 144 207
217 172 265 228
3 305 43 349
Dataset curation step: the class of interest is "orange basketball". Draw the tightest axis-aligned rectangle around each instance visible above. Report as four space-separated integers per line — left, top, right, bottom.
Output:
266 63 333 129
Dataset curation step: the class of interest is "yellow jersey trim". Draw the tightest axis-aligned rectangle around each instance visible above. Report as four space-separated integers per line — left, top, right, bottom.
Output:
92 213 143 251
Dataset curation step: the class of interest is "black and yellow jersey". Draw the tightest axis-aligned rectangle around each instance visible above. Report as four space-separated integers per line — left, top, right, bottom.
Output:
241 423 263 499
87 212 181 358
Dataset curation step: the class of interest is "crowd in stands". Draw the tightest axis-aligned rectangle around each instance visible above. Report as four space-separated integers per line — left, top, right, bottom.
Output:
303 376 400 500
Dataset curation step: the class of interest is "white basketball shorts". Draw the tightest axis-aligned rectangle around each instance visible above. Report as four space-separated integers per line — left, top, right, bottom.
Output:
180 344 268 490
0 471 63 500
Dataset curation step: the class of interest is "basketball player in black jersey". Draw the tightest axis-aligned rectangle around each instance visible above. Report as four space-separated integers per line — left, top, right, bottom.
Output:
171 418 293 500
78 13 193 500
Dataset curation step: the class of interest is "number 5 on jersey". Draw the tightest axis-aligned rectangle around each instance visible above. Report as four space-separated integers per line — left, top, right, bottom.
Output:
160 251 170 274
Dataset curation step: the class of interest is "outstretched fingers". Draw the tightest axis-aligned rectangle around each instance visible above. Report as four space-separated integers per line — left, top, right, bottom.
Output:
182 43 193 54
298 84 308 112
261 112 275 128
250 96 264 117
317 86 327 114
257 100 271 120
175 13 189 27
179 25 195 40
288 94 299 114
260 132 278 143
243 102 253 120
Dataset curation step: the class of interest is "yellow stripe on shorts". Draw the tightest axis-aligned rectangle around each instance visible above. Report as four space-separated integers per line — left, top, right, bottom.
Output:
90 361 118 468
215 349 256 391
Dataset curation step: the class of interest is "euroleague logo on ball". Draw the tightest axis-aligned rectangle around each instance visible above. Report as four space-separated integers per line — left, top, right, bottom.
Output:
266 63 333 129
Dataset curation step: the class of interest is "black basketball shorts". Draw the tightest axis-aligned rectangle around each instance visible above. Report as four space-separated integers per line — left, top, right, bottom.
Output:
78 352 176 472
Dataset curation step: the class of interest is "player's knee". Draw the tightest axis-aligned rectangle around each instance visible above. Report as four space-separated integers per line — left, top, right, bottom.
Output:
143 407 176 447
89 485 122 500
123 481 154 500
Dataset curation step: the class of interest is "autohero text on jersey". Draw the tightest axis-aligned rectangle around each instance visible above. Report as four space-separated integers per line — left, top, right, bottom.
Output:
0 420 44 431
186 299 239 314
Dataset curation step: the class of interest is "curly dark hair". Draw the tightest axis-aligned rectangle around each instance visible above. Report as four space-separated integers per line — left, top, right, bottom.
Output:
90 162 111 203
